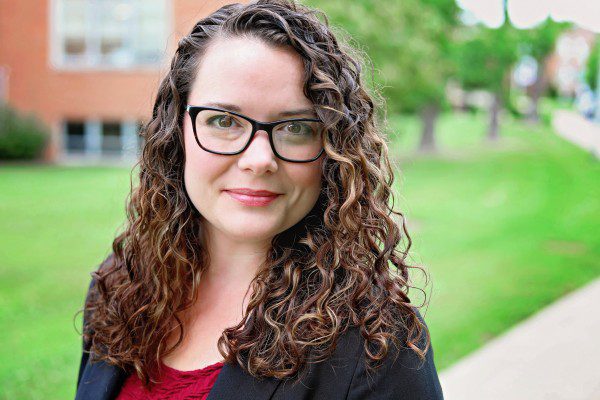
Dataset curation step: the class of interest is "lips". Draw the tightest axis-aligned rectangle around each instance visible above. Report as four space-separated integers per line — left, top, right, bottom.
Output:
223 188 282 206
224 188 281 196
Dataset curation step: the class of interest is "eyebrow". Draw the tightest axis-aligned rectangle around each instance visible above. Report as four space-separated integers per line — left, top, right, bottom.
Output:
204 102 317 118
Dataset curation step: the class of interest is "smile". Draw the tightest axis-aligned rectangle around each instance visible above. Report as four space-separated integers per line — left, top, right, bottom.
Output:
224 190 281 206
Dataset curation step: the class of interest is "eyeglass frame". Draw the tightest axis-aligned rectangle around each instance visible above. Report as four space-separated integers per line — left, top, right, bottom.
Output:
185 105 325 163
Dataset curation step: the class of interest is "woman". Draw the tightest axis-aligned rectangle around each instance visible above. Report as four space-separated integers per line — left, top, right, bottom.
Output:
75 1 444 399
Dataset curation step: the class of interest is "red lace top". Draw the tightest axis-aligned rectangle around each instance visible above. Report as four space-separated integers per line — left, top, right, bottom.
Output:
116 360 224 400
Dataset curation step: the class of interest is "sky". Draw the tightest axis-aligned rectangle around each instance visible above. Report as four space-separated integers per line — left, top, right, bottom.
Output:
456 0 600 32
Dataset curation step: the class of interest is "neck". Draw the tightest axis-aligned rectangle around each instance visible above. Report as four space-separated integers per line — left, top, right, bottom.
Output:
200 223 271 292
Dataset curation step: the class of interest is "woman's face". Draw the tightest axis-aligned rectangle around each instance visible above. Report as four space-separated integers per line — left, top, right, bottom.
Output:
183 36 324 246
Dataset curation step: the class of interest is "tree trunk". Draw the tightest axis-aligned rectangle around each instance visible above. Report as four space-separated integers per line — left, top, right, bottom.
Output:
526 57 548 123
418 104 439 153
488 93 501 141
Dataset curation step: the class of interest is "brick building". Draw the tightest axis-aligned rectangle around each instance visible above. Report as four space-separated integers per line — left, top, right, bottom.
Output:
0 0 239 163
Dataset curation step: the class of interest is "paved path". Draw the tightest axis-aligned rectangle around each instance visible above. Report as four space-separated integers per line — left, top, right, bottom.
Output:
552 110 600 158
439 278 600 399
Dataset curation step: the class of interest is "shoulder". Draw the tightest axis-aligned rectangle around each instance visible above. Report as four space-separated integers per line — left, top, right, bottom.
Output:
77 253 117 389
83 253 116 299
81 253 117 339
344 308 444 400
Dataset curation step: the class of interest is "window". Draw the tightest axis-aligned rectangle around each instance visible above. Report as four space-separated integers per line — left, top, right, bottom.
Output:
65 121 85 153
51 0 169 69
101 122 122 155
62 119 142 159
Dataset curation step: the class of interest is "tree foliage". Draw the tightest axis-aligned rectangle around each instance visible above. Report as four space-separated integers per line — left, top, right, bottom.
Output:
586 39 600 92
304 0 459 114
514 18 568 62
453 22 519 98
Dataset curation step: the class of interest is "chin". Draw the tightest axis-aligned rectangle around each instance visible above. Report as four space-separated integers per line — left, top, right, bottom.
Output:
226 225 280 241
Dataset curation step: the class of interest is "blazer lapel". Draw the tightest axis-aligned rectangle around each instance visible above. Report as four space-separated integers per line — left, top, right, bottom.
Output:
75 358 128 400
206 362 282 400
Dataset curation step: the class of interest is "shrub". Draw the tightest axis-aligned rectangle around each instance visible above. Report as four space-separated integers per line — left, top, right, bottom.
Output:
0 104 49 160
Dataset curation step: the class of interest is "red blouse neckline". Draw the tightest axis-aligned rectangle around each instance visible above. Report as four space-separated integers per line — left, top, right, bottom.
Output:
160 360 225 375
116 359 224 400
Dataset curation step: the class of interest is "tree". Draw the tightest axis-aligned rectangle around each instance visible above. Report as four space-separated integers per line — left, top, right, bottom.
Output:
586 38 599 92
453 22 519 140
304 0 460 152
515 19 569 122
586 38 600 121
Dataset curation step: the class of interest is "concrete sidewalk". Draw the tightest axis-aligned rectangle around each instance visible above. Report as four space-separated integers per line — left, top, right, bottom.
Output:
439 278 600 400
552 110 600 158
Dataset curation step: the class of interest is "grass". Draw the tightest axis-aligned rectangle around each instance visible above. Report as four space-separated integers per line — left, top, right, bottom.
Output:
386 110 600 370
0 110 598 398
0 167 132 399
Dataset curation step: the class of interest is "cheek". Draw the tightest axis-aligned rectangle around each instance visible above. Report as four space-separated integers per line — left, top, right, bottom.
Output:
183 120 221 173
183 119 197 161
289 159 324 196
184 125 201 180
183 124 222 202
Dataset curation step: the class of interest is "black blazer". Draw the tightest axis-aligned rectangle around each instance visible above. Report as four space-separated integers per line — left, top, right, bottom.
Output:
75 278 444 400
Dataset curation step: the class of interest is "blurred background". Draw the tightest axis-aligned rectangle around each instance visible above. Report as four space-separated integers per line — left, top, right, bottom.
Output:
0 0 598 398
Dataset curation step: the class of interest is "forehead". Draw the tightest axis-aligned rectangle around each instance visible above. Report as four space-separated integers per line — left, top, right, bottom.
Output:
188 36 313 115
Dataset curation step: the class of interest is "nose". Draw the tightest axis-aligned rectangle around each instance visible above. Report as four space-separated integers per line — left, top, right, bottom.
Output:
237 129 278 174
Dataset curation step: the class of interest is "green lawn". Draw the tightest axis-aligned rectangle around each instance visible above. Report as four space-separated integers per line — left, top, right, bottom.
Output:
387 111 599 370
0 111 598 398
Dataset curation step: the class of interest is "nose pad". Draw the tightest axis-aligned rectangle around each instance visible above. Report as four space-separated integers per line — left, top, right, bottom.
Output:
245 130 274 155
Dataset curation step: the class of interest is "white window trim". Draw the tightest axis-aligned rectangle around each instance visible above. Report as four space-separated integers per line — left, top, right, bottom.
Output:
48 0 172 72
62 119 142 159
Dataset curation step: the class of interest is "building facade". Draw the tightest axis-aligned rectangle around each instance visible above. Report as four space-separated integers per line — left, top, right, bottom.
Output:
0 0 240 163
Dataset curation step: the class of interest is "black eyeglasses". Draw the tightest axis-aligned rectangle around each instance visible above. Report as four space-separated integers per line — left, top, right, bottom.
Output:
186 105 325 163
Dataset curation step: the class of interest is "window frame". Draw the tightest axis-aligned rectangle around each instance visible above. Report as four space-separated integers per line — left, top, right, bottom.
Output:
49 0 172 71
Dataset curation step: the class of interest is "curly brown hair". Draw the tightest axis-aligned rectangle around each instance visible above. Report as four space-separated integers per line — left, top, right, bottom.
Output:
80 0 431 390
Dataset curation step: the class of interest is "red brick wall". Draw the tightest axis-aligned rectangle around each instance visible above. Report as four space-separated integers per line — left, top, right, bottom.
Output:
0 0 244 161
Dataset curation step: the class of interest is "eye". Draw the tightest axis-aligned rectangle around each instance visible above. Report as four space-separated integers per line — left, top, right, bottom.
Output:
208 114 241 128
282 121 313 135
